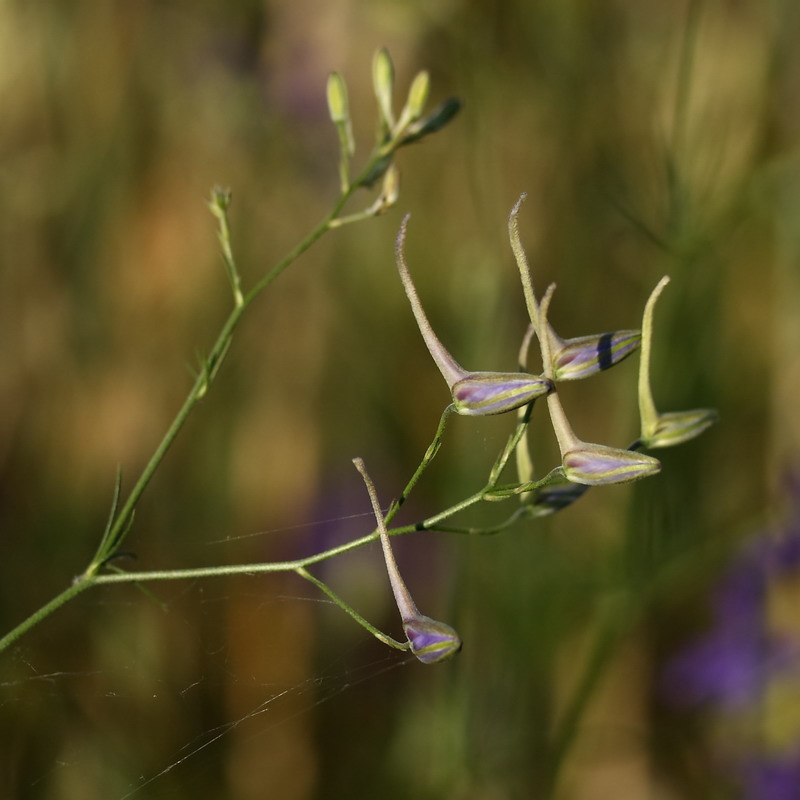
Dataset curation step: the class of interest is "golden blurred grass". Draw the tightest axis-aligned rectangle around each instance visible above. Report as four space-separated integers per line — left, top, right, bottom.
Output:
1 1 798 797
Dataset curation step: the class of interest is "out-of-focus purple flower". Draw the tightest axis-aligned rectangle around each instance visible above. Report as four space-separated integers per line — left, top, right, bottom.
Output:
740 755 800 800
663 469 800 798
662 534 800 710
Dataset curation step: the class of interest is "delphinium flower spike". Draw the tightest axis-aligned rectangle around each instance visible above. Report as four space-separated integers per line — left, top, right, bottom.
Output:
509 194 641 381
538 284 662 486
637 276 718 448
395 215 552 415
353 458 461 664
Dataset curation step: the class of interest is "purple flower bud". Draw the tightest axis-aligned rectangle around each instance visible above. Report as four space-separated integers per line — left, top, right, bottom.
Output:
562 444 661 486
529 477 590 517
452 371 552 416
403 615 462 664
552 330 641 381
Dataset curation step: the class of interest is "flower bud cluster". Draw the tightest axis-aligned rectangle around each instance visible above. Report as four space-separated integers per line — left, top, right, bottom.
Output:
396 196 717 500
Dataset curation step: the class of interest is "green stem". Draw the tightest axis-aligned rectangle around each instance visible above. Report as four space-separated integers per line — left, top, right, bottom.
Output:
2 441 553 652
85 150 393 578
386 406 454 523
295 567 407 651
1 144 406 650
544 595 629 794
0 579 96 652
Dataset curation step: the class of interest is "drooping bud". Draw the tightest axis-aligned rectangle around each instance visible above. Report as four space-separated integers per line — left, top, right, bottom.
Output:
637 276 718 448
528 472 590 517
551 329 641 381
403 615 462 664
451 372 551 416
372 48 395 135
353 458 462 665
396 215 551 416
561 444 661 486
538 284 661 486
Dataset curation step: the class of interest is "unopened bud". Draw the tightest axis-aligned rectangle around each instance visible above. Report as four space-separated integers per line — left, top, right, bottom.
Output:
353 457 462 667
379 164 400 210
452 371 552 416
529 477 590 517
562 444 661 486
552 330 641 381
326 72 348 123
403 615 462 664
326 72 355 156
372 48 395 132
397 70 430 131
642 408 719 449
400 98 461 145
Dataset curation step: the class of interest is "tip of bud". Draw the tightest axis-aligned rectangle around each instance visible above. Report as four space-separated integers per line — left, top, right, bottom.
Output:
452 372 552 416
403 615 462 664
400 98 461 146
553 330 641 381
563 444 661 486
643 408 719 449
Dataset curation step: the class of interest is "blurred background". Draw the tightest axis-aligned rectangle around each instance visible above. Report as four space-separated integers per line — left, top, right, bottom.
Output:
1 1 799 797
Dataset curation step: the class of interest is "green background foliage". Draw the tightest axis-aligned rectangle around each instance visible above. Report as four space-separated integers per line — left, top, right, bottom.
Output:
1 1 797 797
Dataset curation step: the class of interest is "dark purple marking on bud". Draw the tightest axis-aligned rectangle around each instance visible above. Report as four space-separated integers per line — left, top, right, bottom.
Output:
553 330 641 381
403 615 462 664
530 481 590 517
451 372 552 416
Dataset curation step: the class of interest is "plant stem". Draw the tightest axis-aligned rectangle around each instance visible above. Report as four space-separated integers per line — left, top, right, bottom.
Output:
0 579 96 652
544 594 630 795
295 567 407 651
1 146 405 652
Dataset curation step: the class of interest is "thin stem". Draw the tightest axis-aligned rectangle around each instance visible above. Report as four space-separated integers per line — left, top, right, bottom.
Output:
488 400 534 487
637 276 670 437
295 567 407 651
394 215 466 388
0 579 96 652
1 141 411 649
386 405 454 522
85 148 397 577
353 458 420 624
672 0 702 167
545 595 630 794
509 193 540 334
420 490 486 529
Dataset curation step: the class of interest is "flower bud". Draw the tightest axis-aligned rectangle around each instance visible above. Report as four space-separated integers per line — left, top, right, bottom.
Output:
452 371 552 416
353 457 462 667
529 477 590 517
552 329 641 381
326 72 354 156
562 444 661 486
396 70 431 131
372 48 395 132
637 276 718 448
642 408 719 449
400 98 461 145
403 615 462 664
